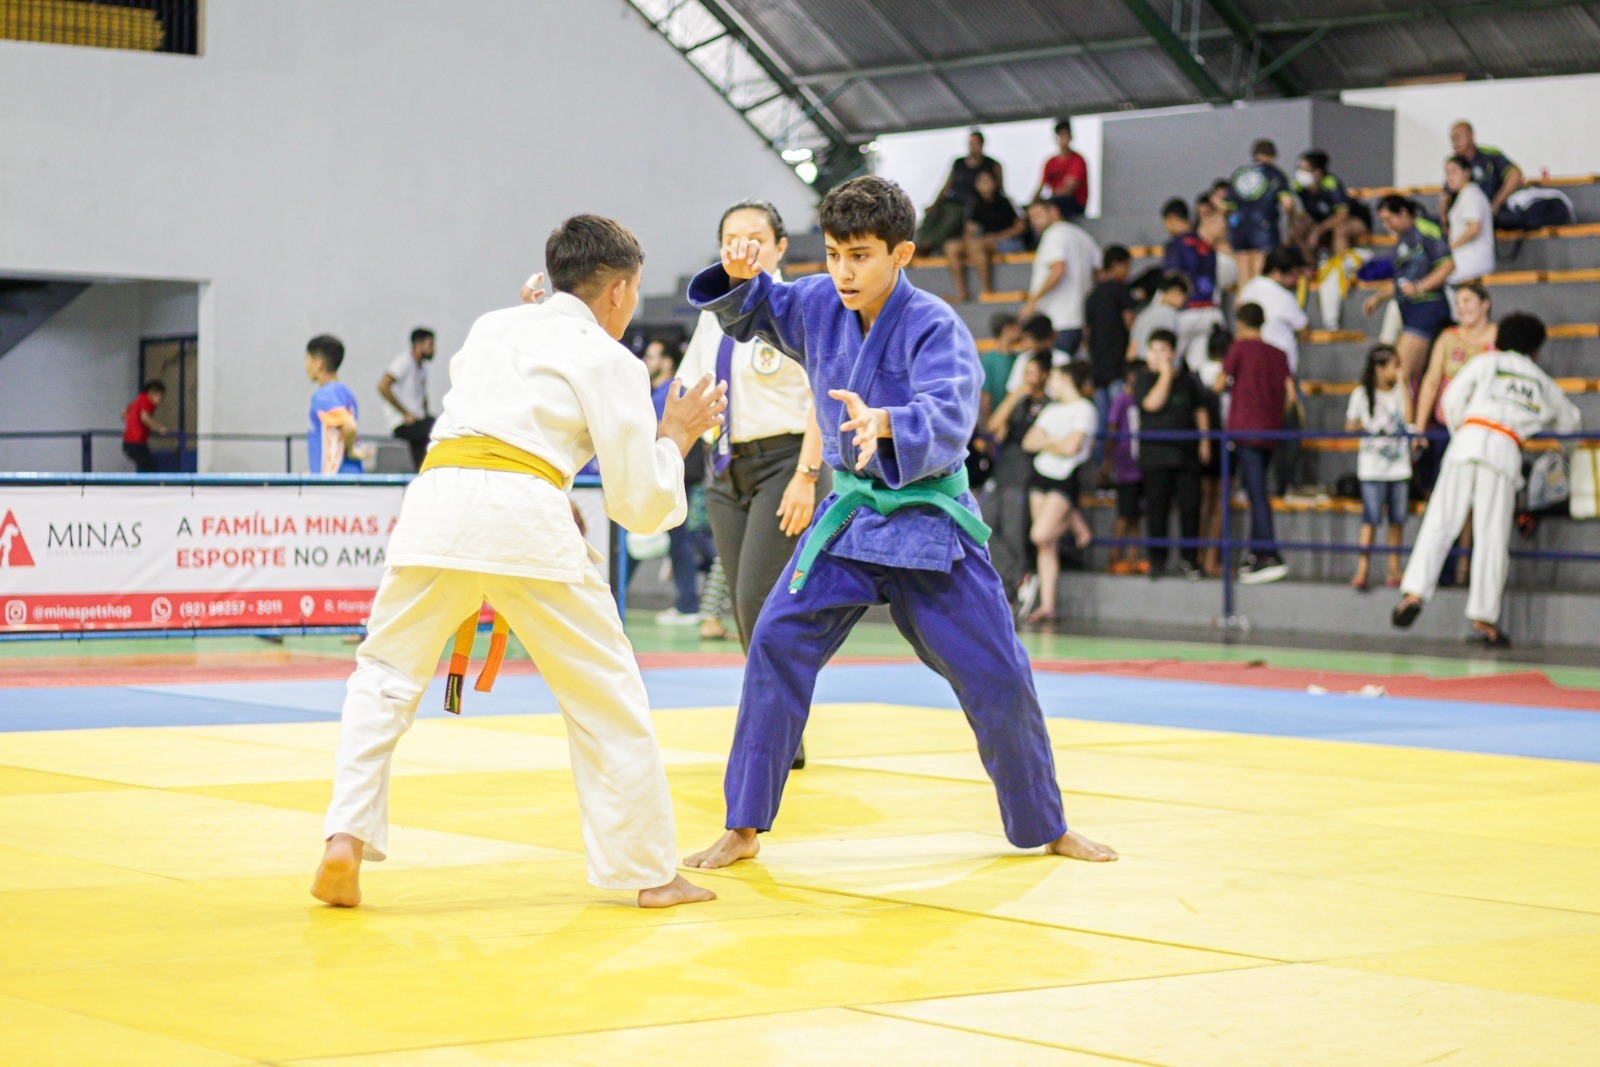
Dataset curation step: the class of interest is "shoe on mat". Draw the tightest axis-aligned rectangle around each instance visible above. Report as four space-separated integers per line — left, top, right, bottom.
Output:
1015 574 1041 619
654 608 700 626
1237 556 1288 585
1391 598 1423 629
1467 628 1512 649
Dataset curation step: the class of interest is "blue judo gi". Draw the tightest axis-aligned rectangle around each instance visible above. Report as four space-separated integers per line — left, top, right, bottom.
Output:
688 264 1069 848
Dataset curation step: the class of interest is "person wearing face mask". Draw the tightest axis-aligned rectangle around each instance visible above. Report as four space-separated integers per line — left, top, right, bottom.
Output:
1290 150 1368 263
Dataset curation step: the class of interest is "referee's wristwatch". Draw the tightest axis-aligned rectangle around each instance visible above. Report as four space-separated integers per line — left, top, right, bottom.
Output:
796 462 821 482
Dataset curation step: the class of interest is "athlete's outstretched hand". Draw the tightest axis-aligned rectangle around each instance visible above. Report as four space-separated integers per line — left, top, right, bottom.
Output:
721 238 763 282
830 388 892 472
660 374 728 458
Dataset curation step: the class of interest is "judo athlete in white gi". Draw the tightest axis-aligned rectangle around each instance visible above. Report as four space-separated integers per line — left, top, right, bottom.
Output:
1393 313 1581 647
313 215 726 909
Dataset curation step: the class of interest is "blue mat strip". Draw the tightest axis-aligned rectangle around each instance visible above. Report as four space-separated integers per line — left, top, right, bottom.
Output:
2 665 1598 763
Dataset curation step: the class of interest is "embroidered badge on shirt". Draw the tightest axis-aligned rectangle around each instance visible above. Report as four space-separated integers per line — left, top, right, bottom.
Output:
752 343 783 376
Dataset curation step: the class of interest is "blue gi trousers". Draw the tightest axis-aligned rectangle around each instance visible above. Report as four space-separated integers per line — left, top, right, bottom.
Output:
723 530 1069 849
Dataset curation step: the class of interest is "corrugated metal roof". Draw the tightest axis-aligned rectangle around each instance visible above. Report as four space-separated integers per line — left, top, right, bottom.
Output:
713 0 1600 137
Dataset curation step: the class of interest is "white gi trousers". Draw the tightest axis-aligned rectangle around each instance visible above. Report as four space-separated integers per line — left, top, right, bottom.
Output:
323 563 679 891
1400 459 1514 625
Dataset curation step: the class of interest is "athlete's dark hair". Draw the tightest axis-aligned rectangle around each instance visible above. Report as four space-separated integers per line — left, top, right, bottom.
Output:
1301 150 1329 173
819 176 916 248
1162 198 1190 222
410 327 434 346
305 334 345 372
546 215 644 298
718 199 788 245
1497 313 1547 359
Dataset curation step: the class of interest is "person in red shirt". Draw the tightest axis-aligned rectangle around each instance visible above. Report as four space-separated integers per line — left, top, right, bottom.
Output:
1033 118 1089 219
122 379 167 473
1221 304 1296 584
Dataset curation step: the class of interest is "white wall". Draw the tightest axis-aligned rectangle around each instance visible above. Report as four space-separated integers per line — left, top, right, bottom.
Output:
872 115 1107 217
1343 74 1600 188
0 0 810 471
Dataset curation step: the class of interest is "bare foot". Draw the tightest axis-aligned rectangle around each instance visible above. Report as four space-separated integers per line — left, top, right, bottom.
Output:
1046 829 1117 862
683 828 760 870
311 832 363 906
1350 572 1369 591
638 873 717 908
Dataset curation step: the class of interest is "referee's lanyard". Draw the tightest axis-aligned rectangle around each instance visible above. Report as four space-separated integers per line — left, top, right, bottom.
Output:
713 335 735 475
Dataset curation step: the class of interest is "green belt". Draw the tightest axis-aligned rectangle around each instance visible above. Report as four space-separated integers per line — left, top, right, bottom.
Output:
789 466 992 593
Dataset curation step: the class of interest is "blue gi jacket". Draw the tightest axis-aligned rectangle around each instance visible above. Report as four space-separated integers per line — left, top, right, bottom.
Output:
688 265 982 571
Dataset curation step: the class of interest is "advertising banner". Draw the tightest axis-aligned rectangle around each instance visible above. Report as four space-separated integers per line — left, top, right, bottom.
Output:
0 483 609 633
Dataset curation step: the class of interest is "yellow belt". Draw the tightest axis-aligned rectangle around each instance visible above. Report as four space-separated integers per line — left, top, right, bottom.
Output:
420 436 565 714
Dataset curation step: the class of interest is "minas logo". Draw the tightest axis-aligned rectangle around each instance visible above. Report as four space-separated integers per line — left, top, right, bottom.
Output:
0 511 35 568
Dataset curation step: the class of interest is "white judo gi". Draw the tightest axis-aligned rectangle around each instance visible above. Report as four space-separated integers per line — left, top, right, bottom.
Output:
323 293 689 891
1401 350 1581 625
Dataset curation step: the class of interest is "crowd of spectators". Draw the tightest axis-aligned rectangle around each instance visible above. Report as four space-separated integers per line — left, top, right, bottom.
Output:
930 116 1584 625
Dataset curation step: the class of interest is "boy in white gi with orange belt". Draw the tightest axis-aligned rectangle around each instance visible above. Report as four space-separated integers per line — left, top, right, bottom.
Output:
1393 313 1581 647
313 215 726 908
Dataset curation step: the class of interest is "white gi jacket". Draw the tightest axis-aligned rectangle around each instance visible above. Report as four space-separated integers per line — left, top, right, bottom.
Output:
387 293 685 582
1440 350 1582 484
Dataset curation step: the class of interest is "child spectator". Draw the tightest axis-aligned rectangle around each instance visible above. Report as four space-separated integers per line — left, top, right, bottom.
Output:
981 311 1024 419
1004 313 1068 392
1101 361 1146 575
1127 273 1189 362
986 352 1053 600
1220 304 1293 584
1022 361 1096 622
1022 198 1099 355
1346 345 1415 590
1443 155 1495 284
1161 199 1224 364
304 334 362 475
946 170 1026 303
1134 330 1209 580
1083 244 1137 457
1227 139 1297 288
1033 118 1089 219
121 379 167 473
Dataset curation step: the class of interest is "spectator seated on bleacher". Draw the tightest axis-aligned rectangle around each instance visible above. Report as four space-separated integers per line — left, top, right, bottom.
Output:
1005 313 1071 393
980 312 1025 421
1443 155 1496 284
1290 150 1368 262
944 169 1026 303
916 129 1001 254
1445 120 1525 230
1032 118 1090 220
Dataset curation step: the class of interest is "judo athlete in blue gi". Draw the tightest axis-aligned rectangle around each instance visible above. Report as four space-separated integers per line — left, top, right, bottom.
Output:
683 177 1117 869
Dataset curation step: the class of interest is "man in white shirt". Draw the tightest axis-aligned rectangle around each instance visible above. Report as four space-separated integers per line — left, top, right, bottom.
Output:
1444 156 1495 283
1237 249 1312 493
1021 199 1100 356
378 327 436 470
1236 249 1309 373
314 215 727 910
1393 313 1581 647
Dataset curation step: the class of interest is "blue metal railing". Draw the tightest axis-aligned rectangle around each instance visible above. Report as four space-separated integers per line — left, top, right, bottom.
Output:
0 429 306 474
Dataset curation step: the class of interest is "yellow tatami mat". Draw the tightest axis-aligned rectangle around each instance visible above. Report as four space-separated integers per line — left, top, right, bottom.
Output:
2 702 1597 1065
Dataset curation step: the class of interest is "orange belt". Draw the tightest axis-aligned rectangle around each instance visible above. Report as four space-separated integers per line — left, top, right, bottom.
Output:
421 437 564 714
1462 417 1524 448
